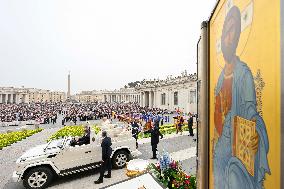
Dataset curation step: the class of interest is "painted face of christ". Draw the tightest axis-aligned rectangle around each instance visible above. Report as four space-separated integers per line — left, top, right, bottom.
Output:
221 6 241 64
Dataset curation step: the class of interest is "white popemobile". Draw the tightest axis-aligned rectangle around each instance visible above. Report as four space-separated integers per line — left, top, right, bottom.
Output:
12 122 141 189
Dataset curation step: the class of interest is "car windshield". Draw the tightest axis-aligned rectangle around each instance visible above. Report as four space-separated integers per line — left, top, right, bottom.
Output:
46 139 64 149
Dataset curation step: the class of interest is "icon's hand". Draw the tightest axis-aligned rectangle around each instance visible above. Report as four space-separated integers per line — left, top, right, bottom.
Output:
249 132 259 154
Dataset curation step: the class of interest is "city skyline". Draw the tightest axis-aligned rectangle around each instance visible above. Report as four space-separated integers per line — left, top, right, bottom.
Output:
0 69 196 95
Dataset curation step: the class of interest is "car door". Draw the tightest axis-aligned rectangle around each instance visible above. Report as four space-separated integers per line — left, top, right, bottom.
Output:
90 142 102 163
54 144 95 170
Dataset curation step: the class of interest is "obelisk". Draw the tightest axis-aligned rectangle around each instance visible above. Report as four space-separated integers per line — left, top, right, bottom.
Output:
67 71 71 100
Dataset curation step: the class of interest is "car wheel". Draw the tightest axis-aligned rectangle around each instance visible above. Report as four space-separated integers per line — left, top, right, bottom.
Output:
23 166 54 189
112 150 129 169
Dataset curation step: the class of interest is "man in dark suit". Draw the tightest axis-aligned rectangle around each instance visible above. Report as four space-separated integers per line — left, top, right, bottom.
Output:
70 125 90 146
77 125 90 145
95 131 112 184
188 114 194 137
160 117 164 126
131 119 139 149
145 123 163 159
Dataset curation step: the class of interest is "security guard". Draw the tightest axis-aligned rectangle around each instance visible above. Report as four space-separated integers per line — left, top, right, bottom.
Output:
94 131 112 184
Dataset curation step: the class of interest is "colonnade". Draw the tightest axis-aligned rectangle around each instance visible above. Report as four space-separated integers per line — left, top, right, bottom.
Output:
0 93 26 104
104 94 140 103
140 91 156 108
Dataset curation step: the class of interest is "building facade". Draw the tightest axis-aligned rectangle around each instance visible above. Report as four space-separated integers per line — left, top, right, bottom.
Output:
74 71 197 113
136 72 197 114
74 91 103 103
0 87 66 104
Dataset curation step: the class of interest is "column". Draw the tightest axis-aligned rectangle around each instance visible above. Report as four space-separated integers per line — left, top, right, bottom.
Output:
139 93 142 106
140 92 144 107
143 92 145 106
144 92 148 107
3 94 6 104
151 92 154 108
144 92 146 106
13 94 16 103
167 90 170 110
7 94 11 103
149 92 152 108
15 94 20 104
153 91 156 108
3 94 7 103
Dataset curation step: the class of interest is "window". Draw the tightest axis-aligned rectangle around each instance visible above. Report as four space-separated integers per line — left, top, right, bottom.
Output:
161 93 166 105
190 90 196 104
174 92 178 105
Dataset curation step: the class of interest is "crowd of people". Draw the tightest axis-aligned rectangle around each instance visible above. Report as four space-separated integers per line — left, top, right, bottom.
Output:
0 102 196 141
0 102 173 124
0 103 60 124
60 102 172 126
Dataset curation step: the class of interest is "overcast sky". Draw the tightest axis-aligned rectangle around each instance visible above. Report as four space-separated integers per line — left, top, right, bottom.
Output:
0 0 216 94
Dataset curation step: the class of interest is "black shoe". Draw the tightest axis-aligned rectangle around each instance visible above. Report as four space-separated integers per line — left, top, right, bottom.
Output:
94 179 103 184
150 157 157 159
104 174 111 178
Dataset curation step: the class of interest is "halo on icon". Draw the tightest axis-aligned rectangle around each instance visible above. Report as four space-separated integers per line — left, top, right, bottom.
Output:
213 0 254 70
